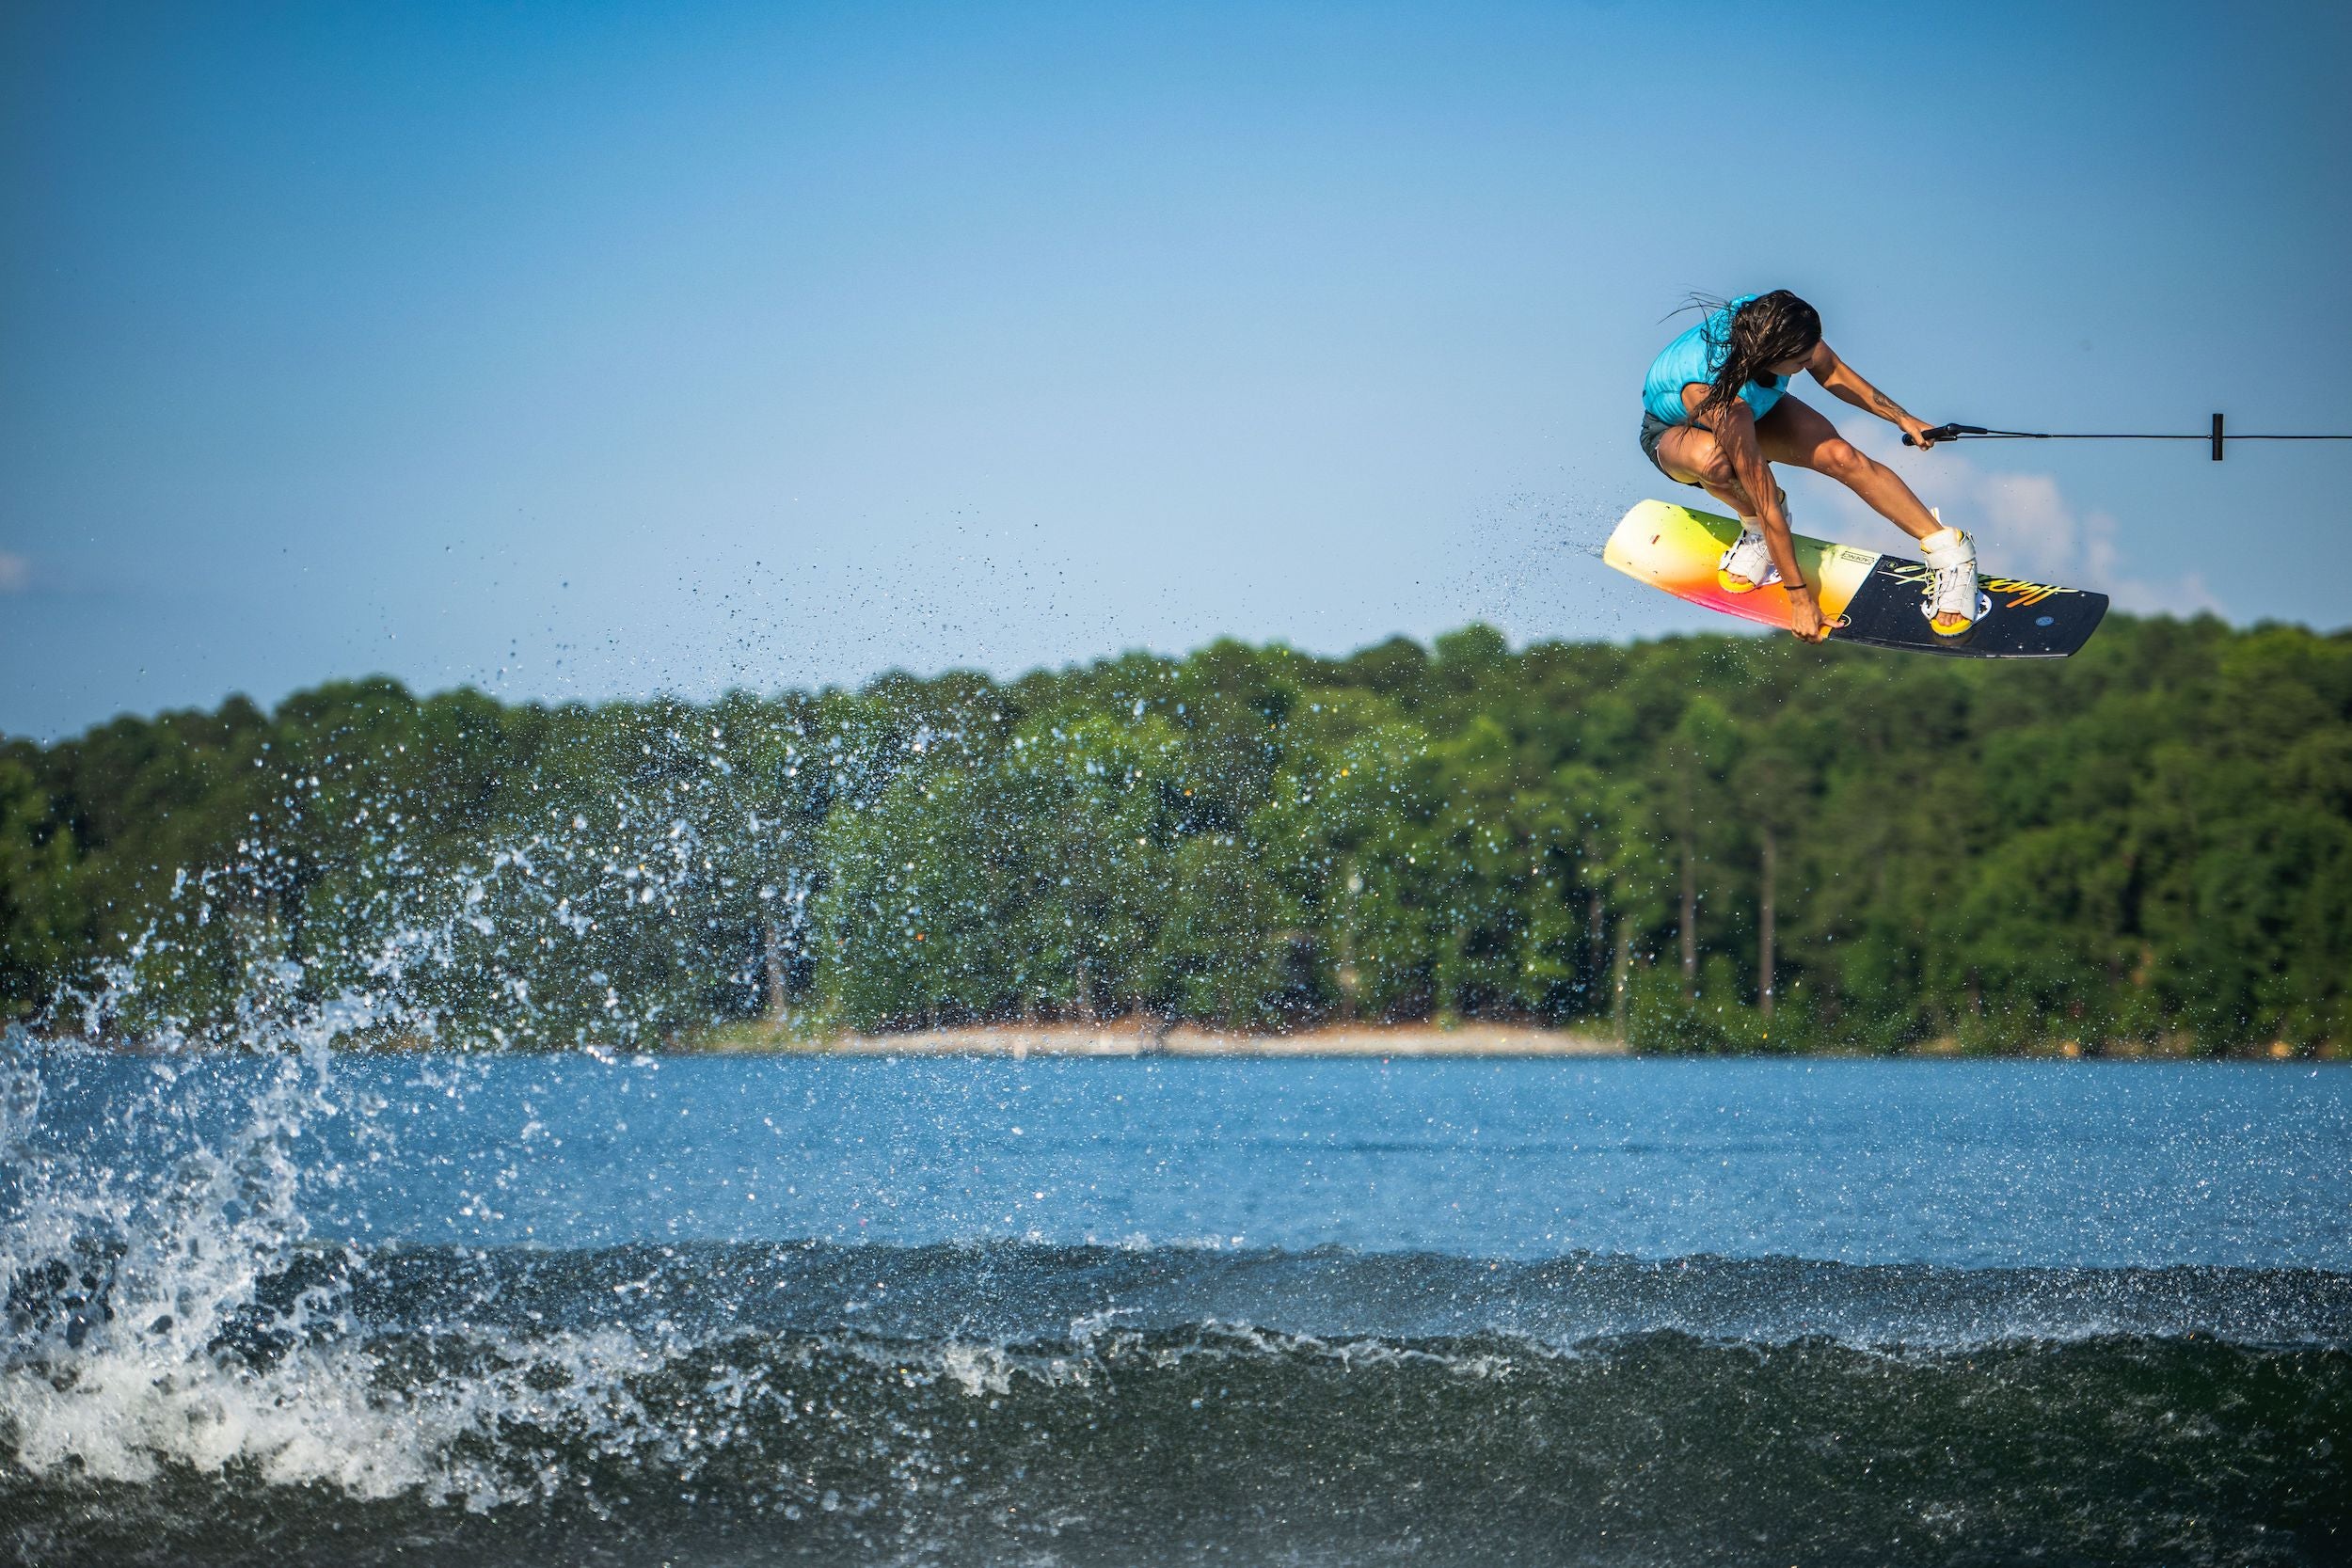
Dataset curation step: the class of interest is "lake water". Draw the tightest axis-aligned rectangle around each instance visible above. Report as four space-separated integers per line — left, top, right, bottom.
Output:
5 1048 2348 1565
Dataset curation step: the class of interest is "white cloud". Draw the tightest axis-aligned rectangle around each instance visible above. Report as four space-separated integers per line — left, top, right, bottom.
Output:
0 552 28 594
1810 429 2222 617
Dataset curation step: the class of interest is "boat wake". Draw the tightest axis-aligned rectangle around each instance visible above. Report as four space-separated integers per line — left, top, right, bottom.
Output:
6 1227 2347 1563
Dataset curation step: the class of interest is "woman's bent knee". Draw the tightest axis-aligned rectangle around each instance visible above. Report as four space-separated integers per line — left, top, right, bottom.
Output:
1814 438 1869 482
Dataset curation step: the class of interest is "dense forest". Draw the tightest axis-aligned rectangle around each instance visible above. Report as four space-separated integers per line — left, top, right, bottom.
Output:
3 615 2348 1055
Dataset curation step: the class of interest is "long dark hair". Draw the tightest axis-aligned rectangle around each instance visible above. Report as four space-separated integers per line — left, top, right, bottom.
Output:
1690 290 1820 429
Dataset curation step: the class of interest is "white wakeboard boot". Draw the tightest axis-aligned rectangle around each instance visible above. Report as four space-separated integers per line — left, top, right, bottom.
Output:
1918 511 1982 636
1716 498 1787 593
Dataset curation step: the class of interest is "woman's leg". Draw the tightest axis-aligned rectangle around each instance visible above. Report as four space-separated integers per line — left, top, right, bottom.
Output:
1651 423 1774 520
1755 395 1940 542
1653 420 1791 590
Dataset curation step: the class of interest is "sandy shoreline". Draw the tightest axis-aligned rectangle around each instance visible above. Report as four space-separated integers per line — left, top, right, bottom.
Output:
697 1021 1627 1058
47 1022 2333 1061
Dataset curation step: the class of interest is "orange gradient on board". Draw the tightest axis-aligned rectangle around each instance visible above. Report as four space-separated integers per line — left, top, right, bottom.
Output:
1604 499 1882 633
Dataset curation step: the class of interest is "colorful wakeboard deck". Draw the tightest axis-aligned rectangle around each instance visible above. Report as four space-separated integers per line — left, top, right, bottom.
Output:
1603 499 2108 658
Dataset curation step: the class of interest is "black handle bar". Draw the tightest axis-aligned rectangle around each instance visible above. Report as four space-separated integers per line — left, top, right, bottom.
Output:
1901 423 1992 447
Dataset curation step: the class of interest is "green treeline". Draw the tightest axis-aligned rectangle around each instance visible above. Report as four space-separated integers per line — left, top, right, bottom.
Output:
3 615 2348 1054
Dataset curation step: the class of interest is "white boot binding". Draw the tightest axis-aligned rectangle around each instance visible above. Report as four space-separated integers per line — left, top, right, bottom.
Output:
1716 496 1789 593
1918 515 1983 635
1717 525 1782 593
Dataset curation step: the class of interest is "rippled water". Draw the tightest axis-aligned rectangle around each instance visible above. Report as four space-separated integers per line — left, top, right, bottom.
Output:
5 1047 2348 1565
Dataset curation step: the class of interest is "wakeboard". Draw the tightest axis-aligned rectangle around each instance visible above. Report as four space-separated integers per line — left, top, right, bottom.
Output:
1603 499 2107 658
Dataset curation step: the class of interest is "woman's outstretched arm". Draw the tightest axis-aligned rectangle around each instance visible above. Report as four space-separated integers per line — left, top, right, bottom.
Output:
1806 342 1940 451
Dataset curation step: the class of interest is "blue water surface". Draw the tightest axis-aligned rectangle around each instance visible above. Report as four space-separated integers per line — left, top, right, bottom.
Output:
24 1053 2352 1270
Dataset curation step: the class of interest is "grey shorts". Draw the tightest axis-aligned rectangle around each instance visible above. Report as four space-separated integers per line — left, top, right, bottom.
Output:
1638 411 1707 490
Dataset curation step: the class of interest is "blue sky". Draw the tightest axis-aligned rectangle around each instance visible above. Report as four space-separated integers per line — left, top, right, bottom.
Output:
5 0 2348 738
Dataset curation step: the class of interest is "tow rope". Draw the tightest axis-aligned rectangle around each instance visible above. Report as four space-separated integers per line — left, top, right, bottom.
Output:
1904 416 2352 460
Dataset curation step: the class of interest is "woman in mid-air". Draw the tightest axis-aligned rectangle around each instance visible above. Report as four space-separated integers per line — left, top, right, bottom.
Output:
1639 290 1978 641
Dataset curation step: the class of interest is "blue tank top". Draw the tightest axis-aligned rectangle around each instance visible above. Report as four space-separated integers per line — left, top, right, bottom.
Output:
1643 294 1788 426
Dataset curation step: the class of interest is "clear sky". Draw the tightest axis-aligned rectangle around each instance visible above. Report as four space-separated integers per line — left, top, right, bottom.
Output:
5 0 2348 738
